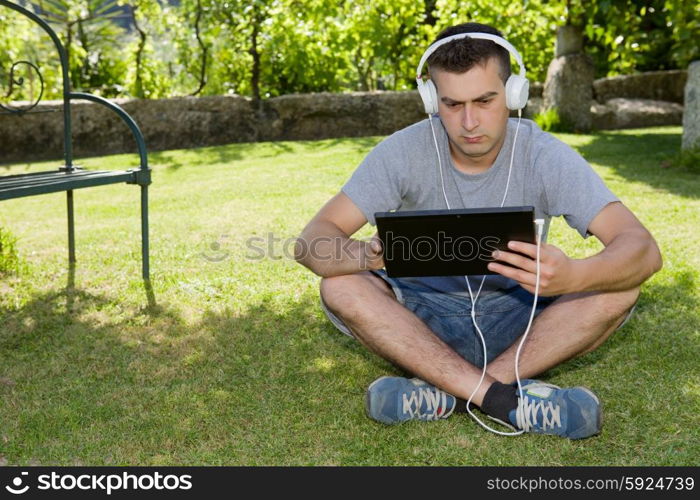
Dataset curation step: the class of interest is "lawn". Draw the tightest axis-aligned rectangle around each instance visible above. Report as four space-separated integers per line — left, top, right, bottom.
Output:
0 126 698 466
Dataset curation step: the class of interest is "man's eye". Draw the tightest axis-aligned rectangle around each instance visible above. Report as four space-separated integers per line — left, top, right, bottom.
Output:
478 99 492 105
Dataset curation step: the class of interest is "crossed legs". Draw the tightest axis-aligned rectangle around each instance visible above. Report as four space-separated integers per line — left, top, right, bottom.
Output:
320 272 639 407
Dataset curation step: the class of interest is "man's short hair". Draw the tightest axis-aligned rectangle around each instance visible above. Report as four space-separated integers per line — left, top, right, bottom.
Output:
427 22 512 84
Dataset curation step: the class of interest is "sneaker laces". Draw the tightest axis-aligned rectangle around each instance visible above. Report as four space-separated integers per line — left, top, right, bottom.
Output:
515 394 562 432
402 385 455 421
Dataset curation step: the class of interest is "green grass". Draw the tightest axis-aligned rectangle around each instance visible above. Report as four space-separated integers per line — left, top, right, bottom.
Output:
0 127 698 466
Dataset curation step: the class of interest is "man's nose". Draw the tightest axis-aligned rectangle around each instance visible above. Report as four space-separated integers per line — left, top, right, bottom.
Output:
462 104 479 131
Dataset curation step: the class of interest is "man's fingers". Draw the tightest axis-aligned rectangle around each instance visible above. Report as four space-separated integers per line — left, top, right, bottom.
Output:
370 237 382 254
506 240 538 258
492 249 537 273
487 262 537 287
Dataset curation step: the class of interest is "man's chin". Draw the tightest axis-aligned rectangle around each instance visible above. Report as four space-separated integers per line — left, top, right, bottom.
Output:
457 143 493 159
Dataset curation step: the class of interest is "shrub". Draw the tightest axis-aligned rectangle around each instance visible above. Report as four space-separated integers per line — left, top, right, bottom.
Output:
663 146 700 174
0 226 22 275
533 107 565 132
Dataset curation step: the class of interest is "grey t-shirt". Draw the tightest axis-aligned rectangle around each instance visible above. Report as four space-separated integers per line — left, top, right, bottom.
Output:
341 117 619 295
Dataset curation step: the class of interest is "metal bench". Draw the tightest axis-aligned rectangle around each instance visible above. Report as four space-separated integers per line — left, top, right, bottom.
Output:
0 0 151 280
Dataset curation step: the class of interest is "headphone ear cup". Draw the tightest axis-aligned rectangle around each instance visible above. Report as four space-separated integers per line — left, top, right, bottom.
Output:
505 74 529 110
418 79 439 115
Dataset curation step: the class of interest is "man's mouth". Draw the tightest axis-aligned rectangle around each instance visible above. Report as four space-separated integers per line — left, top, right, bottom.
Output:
463 136 484 144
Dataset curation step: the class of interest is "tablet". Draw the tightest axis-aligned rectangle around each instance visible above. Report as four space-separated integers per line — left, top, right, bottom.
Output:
374 206 536 277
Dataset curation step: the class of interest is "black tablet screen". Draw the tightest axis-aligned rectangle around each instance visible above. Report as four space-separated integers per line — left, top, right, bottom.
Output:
375 206 536 277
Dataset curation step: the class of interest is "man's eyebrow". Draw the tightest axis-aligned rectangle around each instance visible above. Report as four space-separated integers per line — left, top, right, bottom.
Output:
441 91 499 104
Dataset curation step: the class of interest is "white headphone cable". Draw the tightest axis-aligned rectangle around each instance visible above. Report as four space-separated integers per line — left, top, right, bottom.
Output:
500 111 521 207
431 108 544 435
464 217 544 436
429 114 449 208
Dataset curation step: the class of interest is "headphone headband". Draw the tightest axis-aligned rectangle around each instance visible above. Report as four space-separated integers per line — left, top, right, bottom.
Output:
415 31 530 113
415 32 526 81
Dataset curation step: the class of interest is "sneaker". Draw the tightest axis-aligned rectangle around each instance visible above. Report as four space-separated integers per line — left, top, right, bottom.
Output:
366 376 457 424
505 379 602 439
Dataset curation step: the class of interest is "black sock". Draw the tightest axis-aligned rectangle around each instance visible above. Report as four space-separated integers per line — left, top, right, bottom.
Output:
453 397 477 413
480 381 519 423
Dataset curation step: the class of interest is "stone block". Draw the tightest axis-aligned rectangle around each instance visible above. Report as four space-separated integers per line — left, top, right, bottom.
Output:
682 61 700 150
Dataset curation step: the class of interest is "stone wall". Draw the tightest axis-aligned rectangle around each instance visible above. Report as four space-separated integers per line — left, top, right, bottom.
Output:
0 92 427 164
0 70 686 164
589 70 687 130
592 98 684 130
593 70 687 103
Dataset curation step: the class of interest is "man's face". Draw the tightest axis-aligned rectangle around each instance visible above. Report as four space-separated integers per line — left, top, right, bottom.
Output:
431 58 510 170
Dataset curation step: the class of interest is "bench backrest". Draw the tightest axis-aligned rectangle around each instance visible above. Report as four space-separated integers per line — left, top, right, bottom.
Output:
0 0 148 172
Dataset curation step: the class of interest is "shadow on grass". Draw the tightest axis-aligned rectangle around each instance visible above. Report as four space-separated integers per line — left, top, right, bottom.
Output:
150 136 382 172
545 270 699 383
0 162 35 172
6 268 696 407
306 136 382 151
0 284 381 384
153 141 296 171
0 281 390 464
576 130 699 199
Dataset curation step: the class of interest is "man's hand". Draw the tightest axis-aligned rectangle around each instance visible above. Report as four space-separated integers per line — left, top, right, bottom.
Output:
364 233 385 271
487 240 579 296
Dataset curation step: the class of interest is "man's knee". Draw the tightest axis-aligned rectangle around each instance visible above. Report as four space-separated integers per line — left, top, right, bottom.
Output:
574 287 640 357
319 275 354 313
320 272 394 315
599 286 640 326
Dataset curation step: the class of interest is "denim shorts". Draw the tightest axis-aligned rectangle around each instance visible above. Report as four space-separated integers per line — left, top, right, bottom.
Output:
321 270 632 367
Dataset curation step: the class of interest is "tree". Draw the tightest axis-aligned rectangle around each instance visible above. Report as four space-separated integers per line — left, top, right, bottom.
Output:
564 0 699 77
430 0 566 83
1 5 46 103
210 0 278 102
3 0 697 100
31 0 129 95
121 0 171 98
208 0 347 99
260 0 349 95
167 0 217 97
339 0 430 91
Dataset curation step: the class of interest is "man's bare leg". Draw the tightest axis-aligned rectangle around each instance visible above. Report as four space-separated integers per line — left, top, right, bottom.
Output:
486 287 640 384
321 271 494 405
321 273 638 404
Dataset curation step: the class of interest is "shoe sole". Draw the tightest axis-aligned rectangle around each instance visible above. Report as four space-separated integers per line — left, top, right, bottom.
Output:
576 386 603 437
578 386 600 404
365 376 392 423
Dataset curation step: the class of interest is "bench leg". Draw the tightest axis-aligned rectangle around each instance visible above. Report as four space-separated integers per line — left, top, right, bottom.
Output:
67 190 76 263
141 184 149 281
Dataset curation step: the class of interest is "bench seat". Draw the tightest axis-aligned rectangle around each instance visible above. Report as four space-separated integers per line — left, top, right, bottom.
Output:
0 169 138 201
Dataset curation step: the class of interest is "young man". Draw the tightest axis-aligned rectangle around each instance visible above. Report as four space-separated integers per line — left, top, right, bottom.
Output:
295 23 662 439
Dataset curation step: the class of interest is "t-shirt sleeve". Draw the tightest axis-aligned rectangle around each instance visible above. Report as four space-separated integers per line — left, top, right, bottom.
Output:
537 135 619 238
341 134 407 226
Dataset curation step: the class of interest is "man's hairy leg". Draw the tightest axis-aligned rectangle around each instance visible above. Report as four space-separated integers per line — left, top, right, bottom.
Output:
322 273 638 396
486 287 640 384
320 272 494 406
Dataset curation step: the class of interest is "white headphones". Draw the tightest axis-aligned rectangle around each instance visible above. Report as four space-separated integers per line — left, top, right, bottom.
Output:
416 32 529 113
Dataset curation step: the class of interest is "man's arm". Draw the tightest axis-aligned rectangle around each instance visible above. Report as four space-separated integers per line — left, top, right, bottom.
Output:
487 201 663 295
572 201 662 291
295 192 384 277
